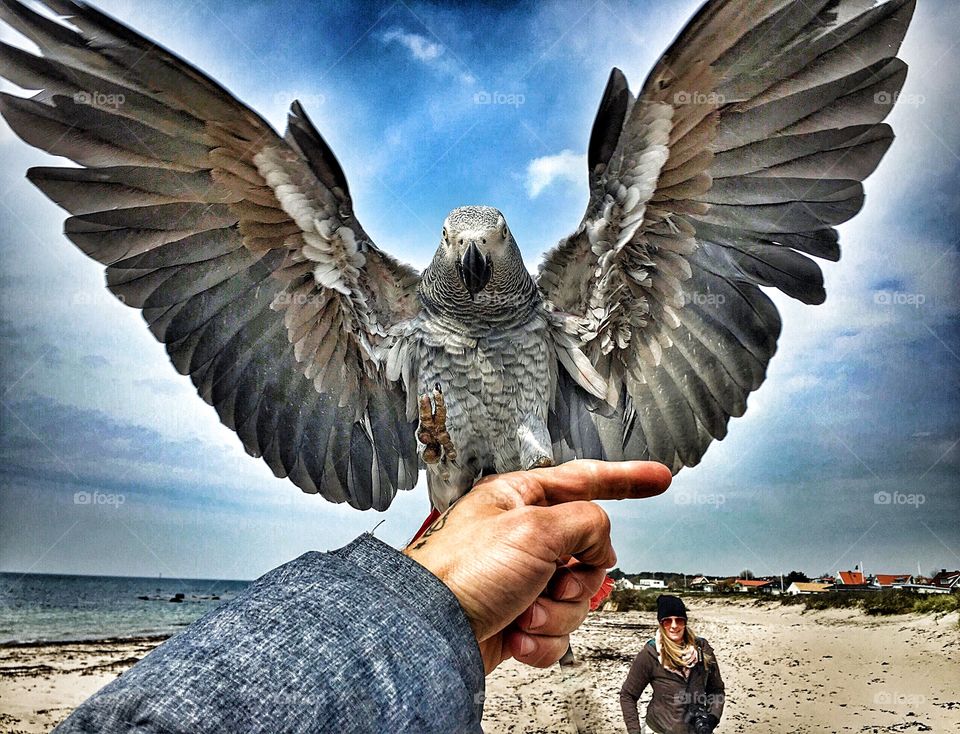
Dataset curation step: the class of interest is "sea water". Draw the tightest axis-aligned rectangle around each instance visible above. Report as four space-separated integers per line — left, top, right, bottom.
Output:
0 572 250 644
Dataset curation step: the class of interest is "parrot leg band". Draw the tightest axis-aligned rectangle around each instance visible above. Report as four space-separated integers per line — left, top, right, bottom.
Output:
417 385 457 463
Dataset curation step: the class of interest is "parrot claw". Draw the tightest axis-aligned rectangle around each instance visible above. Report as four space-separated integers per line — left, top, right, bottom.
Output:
417 386 457 464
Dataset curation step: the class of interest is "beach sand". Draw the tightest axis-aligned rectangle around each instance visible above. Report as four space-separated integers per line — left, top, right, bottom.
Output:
1 600 957 732
0 636 165 733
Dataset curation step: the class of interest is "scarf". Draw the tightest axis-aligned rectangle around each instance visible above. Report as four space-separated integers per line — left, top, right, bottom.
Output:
655 627 699 674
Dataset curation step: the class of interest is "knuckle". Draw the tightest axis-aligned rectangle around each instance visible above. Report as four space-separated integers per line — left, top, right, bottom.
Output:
587 503 611 535
503 506 545 542
572 458 602 481
500 474 544 506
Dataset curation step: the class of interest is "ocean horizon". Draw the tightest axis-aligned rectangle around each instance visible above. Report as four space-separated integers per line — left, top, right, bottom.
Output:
0 571 251 645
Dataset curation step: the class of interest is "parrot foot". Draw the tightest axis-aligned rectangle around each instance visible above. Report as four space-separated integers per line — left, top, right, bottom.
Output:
417 384 457 464
531 456 554 469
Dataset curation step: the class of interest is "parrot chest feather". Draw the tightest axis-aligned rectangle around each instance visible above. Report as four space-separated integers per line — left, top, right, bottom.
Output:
415 311 555 473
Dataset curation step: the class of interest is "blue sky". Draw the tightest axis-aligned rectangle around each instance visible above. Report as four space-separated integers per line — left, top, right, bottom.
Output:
1 0 957 581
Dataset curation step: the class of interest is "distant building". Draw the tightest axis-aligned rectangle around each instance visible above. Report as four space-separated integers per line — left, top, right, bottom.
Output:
734 579 775 593
688 576 717 593
615 578 636 590
872 574 913 588
837 570 866 585
889 582 950 595
787 582 831 596
932 569 960 592
634 578 666 590
833 570 873 591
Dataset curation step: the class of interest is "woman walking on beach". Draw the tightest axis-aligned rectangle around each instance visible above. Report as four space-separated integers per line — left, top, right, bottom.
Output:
620 595 724 734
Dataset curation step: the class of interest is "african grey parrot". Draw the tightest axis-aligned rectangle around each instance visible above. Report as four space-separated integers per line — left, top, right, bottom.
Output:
0 0 916 513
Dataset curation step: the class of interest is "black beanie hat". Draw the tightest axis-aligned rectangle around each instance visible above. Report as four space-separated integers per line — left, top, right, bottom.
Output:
656 594 687 622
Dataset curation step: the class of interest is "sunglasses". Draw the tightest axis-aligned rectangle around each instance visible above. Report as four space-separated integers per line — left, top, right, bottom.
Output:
661 617 686 626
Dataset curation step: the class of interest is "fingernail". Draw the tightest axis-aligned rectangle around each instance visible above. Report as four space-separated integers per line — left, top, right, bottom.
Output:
529 603 547 630
519 633 536 657
560 576 583 600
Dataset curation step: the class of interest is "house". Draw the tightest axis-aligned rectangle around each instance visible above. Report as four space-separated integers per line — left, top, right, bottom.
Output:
837 570 866 585
634 578 666 590
833 570 873 591
873 574 913 588
688 576 718 593
890 582 950 595
734 579 775 593
787 582 832 596
615 578 636 590
932 569 960 591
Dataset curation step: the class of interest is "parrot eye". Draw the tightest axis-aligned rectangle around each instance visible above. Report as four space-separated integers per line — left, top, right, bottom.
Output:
501 226 508 239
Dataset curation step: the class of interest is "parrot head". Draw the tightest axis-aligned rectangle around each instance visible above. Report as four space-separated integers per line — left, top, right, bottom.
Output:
418 206 537 326
441 205 511 296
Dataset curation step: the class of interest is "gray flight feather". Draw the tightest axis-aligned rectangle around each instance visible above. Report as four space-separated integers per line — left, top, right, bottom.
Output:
540 0 915 473
0 0 916 511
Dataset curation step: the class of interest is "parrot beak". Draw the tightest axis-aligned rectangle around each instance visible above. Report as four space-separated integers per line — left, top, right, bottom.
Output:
457 241 493 296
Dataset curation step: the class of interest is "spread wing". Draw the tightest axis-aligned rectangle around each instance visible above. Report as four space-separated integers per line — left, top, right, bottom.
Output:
540 0 915 471
0 0 420 509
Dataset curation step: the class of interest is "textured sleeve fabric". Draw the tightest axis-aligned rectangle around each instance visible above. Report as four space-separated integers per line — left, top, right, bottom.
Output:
619 648 651 734
703 639 725 722
53 534 485 733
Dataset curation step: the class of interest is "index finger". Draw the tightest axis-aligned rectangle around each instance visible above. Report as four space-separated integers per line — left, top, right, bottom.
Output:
482 459 672 507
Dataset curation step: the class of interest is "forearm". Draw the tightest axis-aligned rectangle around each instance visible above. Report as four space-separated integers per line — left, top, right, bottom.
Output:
54 534 485 734
619 688 643 733
708 690 725 721
707 664 725 720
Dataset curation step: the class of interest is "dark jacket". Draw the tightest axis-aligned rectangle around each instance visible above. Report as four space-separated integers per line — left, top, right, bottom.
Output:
53 534 484 733
620 636 724 734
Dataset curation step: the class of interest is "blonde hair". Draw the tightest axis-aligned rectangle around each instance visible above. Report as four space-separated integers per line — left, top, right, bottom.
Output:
659 619 698 670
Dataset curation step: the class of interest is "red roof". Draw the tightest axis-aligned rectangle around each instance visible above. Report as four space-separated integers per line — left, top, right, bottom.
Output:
838 571 866 585
874 574 911 586
736 579 774 587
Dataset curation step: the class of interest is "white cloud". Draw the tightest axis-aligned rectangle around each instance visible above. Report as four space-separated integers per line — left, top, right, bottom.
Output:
524 149 586 198
382 27 442 62
380 27 475 85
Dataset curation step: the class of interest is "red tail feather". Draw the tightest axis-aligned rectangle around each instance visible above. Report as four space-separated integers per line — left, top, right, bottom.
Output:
411 509 441 543
590 575 615 611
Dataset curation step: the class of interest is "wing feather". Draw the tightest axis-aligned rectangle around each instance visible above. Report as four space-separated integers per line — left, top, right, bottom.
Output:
0 0 420 509
542 0 914 470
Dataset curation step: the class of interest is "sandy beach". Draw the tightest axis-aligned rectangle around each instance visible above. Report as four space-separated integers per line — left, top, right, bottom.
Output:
1 600 957 732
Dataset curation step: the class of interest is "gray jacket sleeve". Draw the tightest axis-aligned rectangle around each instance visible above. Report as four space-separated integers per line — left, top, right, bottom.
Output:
53 534 485 733
619 648 650 734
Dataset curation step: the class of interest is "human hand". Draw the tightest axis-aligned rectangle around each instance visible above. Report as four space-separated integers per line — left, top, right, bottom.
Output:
402 459 671 673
